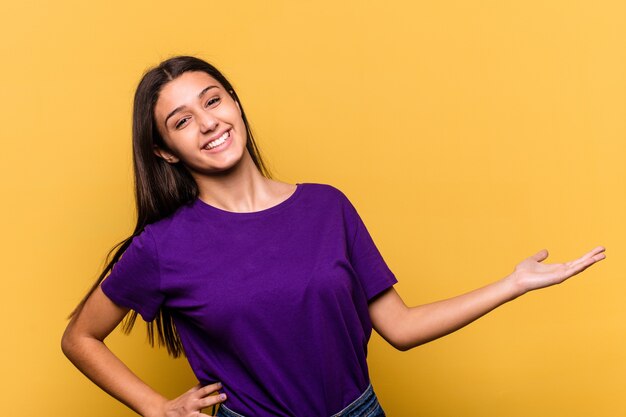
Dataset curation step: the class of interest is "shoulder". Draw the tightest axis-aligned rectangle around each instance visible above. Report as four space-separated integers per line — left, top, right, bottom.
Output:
297 182 362 226
300 181 351 205
141 200 198 241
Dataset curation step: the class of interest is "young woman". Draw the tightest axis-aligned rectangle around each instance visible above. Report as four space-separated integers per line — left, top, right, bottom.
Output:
61 55 606 417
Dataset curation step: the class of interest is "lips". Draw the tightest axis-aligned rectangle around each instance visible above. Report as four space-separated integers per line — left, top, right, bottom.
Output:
201 128 231 149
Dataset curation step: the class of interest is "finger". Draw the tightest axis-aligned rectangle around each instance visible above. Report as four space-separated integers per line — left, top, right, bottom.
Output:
529 249 549 262
574 246 605 264
567 246 606 268
200 392 228 409
197 382 224 397
566 252 606 276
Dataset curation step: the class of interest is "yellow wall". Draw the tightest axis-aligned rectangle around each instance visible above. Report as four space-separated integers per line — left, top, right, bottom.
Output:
1 1 623 416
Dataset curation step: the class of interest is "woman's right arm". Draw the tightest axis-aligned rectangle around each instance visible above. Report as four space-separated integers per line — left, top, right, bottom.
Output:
61 284 226 417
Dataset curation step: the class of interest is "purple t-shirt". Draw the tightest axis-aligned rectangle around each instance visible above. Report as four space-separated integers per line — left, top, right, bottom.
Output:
101 182 398 416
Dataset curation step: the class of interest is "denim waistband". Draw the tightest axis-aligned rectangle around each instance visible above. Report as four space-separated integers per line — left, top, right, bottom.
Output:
215 382 385 417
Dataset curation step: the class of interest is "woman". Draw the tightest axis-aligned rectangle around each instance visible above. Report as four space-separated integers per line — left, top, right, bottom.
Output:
61 55 606 417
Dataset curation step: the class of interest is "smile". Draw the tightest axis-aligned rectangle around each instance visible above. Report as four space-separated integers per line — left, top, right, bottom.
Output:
203 130 230 150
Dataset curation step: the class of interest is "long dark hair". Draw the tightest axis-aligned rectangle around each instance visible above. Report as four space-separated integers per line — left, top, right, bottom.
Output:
67 55 273 357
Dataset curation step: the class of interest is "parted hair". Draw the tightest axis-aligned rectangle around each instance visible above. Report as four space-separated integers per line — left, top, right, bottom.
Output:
68 55 273 357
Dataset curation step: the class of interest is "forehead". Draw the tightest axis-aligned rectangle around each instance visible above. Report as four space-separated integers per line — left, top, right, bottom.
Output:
155 71 222 118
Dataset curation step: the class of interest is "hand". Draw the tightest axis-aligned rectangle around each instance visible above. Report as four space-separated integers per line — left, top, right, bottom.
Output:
509 246 606 295
159 382 227 417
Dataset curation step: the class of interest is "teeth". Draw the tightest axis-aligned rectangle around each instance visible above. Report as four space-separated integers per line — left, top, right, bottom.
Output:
204 131 229 150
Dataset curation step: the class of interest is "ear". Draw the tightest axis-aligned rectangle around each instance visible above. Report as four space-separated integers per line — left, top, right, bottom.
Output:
153 144 180 164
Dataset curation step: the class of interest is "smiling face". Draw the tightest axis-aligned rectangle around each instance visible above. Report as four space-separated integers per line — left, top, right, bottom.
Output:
153 70 248 175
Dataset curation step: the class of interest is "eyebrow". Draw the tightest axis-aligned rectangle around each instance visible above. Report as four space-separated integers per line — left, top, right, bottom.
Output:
164 85 219 128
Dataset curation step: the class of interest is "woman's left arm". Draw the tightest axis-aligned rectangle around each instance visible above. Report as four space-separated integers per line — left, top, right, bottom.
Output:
368 246 606 351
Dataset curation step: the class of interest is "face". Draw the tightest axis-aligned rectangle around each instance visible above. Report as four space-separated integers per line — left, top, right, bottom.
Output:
153 71 247 174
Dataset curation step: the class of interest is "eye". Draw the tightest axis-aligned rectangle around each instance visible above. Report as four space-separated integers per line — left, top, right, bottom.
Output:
173 97 220 129
175 117 190 129
205 97 220 107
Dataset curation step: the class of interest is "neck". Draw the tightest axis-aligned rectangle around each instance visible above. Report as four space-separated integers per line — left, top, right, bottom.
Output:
191 150 273 213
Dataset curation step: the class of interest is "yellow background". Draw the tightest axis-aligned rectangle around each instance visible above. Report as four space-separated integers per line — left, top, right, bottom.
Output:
1 1 623 416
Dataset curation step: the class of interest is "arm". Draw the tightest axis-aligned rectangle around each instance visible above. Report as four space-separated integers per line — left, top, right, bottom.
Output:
369 246 606 351
61 285 226 417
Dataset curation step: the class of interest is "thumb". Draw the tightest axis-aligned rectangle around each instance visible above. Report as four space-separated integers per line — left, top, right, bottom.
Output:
530 248 549 262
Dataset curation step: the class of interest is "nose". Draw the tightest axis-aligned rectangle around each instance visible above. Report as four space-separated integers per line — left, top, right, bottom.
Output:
198 111 218 133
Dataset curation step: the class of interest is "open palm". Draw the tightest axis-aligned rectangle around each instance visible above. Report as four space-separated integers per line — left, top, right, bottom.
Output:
512 246 606 293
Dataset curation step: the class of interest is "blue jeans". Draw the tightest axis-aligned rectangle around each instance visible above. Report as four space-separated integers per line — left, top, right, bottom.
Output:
215 383 386 417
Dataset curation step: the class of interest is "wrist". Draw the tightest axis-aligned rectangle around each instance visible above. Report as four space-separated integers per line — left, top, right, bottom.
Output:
141 395 168 417
500 272 527 301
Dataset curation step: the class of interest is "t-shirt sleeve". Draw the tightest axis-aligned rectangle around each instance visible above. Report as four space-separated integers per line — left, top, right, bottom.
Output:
340 190 398 302
100 226 164 322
